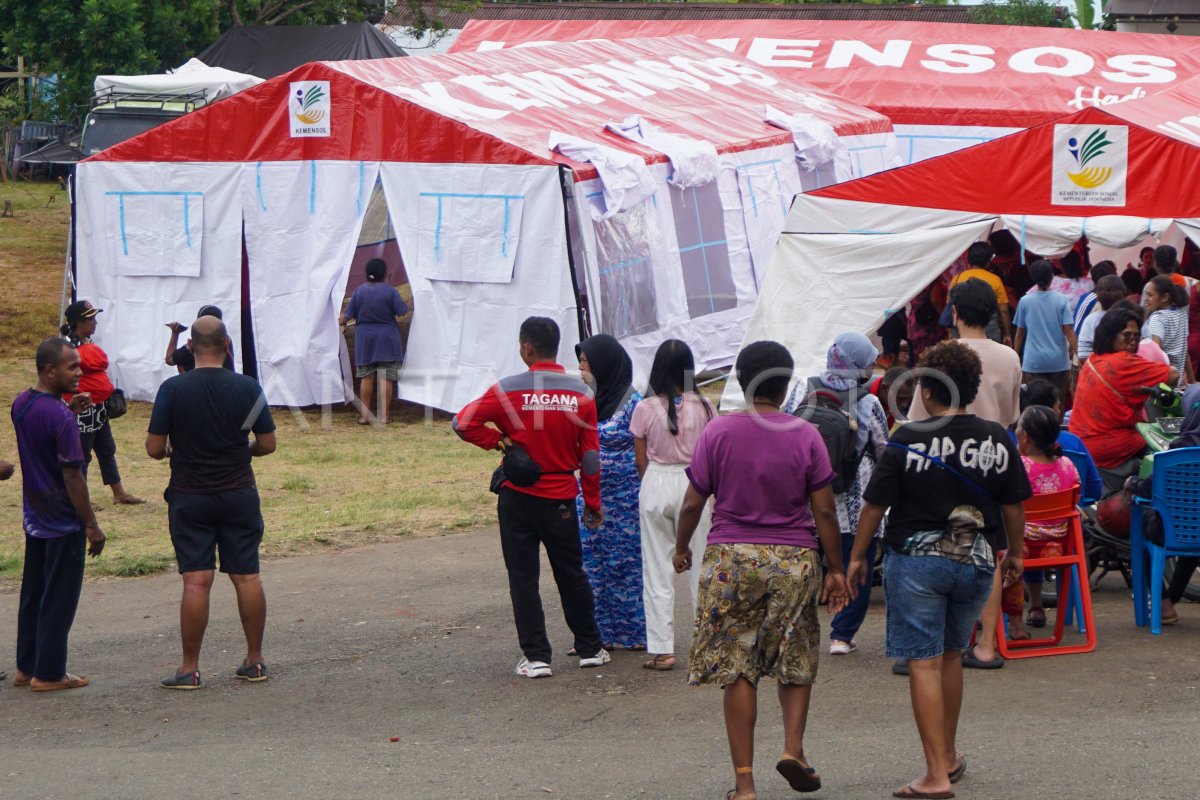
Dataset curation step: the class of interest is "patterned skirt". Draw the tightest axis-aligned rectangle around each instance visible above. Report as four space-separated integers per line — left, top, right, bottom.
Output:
688 544 821 687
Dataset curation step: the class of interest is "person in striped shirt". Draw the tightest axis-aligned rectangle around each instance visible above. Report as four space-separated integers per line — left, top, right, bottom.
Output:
1145 274 1193 385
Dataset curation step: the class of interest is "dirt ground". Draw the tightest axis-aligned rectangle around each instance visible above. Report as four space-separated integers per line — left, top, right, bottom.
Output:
1 527 1198 800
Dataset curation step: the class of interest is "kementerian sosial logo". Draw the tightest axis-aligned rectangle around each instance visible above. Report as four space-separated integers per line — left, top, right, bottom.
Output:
289 81 331 138
1051 124 1127 207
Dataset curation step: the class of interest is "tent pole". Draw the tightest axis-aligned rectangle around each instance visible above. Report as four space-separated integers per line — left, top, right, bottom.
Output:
558 165 589 341
61 174 76 318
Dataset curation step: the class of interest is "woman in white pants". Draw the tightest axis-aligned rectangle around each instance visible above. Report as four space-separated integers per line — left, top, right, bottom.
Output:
631 340 715 671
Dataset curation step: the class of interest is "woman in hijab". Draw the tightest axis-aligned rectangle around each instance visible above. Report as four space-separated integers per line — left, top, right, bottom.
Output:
1128 383 1200 623
575 334 646 650
785 332 889 655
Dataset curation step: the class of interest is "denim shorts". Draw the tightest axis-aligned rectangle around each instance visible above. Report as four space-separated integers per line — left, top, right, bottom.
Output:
884 550 994 661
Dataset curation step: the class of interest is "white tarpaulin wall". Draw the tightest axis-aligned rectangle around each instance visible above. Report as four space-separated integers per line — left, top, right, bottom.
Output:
242 160 379 408
379 162 577 412
721 195 1192 409
75 162 244 401
570 134 899 386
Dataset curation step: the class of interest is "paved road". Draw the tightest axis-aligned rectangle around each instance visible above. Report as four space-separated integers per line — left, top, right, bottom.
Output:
1 529 1197 800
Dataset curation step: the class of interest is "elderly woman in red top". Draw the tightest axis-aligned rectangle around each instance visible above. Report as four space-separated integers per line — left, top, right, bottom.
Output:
60 301 143 506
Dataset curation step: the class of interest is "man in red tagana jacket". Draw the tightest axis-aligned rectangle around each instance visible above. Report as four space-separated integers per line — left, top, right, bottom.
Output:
454 316 608 679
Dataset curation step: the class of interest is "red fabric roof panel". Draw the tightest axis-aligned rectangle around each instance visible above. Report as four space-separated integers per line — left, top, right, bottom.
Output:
90 36 891 169
451 20 1200 128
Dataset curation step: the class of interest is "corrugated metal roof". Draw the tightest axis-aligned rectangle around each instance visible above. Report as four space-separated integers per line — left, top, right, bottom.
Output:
382 2 972 31
1107 0 1200 17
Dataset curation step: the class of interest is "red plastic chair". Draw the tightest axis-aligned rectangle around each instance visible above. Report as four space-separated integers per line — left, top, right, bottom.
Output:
997 486 1097 659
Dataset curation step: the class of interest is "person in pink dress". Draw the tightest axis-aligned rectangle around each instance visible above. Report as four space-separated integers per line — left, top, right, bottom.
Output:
1003 405 1080 641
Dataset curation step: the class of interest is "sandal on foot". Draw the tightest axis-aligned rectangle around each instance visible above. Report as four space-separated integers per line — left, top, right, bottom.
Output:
1008 630 1032 641
948 755 966 784
13 671 31 687
1026 609 1047 628
643 654 676 671
160 670 202 690
236 661 268 682
962 650 1004 670
776 758 821 792
893 784 954 799
31 673 90 692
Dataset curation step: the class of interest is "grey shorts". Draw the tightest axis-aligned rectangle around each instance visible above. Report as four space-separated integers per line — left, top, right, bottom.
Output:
355 361 400 381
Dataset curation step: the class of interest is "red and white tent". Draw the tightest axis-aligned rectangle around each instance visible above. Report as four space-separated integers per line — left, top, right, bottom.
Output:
453 20 1200 165
76 36 898 412
721 77 1200 406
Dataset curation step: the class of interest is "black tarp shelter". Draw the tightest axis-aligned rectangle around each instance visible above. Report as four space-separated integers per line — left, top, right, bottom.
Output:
197 23 406 79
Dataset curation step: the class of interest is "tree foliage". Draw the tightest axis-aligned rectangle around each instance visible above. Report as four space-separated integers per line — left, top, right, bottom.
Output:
968 0 1064 27
0 1 432 121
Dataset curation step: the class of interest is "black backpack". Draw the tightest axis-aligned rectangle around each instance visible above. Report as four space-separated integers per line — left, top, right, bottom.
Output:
794 378 864 495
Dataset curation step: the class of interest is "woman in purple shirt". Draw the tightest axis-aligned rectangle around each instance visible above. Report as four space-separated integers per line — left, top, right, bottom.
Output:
672 341 848 800
340 259 408 425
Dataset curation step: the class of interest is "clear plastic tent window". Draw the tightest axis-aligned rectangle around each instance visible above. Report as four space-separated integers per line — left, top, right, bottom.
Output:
668 182 737 319
592 199 659 340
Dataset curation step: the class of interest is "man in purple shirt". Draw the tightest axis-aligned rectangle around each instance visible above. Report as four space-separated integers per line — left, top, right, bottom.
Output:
12 338 105 692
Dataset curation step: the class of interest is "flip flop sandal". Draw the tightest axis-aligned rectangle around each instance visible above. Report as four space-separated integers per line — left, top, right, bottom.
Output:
643 655 676 671
962 650 1004 670
1027 609 1047 628
13 672 31 687
893 784 955 799
949 755 966 784
776 758 822 792
1162 612 1181 625
31 673 90 692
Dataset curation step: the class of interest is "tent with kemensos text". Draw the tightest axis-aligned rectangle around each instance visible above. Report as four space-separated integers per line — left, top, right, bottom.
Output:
452 19 1200 166
74 35 899 412
719 76 1200 408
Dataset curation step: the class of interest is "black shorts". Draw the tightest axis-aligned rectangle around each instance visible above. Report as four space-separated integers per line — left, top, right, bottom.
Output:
167 487 264 574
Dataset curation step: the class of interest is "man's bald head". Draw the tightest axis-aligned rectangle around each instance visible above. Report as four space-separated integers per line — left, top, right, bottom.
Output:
190 315 228 356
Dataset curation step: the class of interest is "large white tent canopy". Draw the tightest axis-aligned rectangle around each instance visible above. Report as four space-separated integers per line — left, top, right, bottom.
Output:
75 36 900 412
722 79 1200 408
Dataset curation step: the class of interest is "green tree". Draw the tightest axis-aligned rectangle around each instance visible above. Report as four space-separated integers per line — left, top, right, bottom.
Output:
0 1 465 121
0 0 220 119
968 0 1064 27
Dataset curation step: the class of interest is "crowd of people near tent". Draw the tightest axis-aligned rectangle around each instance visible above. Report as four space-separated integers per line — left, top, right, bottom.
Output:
7 230 1198 797
448 232 1198 799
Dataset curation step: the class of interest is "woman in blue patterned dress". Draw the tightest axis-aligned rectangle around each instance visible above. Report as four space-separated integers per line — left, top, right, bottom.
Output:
575 334 646 649
785 332 889 655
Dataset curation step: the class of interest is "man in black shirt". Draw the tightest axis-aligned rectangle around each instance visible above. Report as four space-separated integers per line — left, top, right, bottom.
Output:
164 305 236 373
147 316 276 689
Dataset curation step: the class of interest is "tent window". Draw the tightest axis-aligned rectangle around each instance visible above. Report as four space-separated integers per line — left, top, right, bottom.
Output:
669 183 736 318
104 190 204 277
592 200 659 339
416 191 523 283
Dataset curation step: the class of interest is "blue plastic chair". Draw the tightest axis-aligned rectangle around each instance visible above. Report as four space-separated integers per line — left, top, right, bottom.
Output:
1131 447 1200 635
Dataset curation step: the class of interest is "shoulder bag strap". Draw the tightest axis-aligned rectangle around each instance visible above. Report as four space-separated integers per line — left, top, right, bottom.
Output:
1085 359 1126 404
886 441 990 497
13 391 52 426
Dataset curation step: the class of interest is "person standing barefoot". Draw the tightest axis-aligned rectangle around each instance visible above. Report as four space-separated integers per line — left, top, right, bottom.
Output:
13 338 106 692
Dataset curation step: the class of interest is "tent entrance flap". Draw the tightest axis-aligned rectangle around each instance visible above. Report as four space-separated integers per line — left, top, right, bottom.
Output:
721 218 996 410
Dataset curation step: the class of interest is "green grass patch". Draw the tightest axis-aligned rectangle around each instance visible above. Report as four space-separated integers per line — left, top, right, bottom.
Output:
0 179 501 581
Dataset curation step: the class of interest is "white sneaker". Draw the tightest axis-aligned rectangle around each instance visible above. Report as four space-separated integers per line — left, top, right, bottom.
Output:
516 657 552 679
578 648 611 668
829 640 858 655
